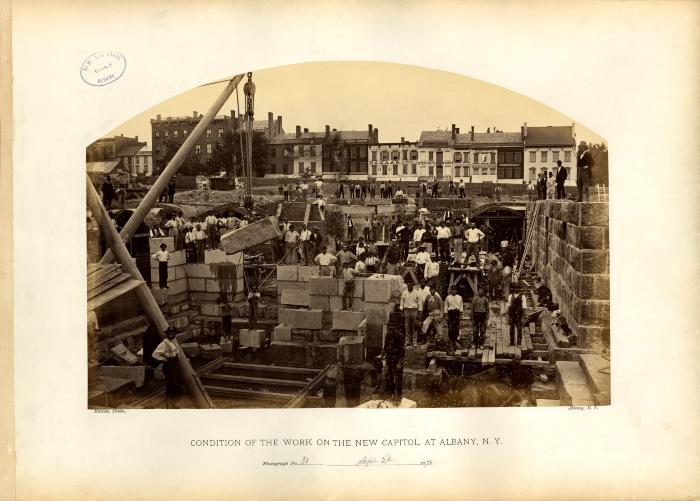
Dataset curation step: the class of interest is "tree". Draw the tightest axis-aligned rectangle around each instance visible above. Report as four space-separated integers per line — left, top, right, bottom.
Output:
153 137 205 177
205 130 270 178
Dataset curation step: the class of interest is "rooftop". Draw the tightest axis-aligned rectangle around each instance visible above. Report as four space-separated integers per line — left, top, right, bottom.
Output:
524 126 575 147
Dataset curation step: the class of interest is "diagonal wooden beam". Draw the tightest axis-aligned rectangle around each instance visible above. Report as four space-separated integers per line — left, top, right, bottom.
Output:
100 73 245 264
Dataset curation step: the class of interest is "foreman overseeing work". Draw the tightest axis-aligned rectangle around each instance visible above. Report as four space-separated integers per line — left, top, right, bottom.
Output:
86 63 610 410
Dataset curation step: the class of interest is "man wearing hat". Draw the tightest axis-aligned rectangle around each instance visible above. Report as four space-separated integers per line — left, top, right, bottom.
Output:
464 222 485 263
152 327 183 408
555 160 568 199
576 142 595 202
400 281 423 347
151 243 170 289
414 244 432 278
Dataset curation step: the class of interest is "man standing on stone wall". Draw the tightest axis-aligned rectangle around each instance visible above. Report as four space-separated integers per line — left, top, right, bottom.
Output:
194 223 207 263
151 243 170 289
464 222 484 263
444 285 463 349
506 290 524 346
340 261 357 310
421 286 444 343
400 282 422 347
555 160 568 199
471 286 490 349
576 142 595 202
284 224 300 264
299 224 313 265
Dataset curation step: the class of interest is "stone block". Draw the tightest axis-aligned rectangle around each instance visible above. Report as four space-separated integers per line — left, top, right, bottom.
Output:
281 289 310 307
206 278 223 293
578 250 609 274
276 281 307 294
311 344 340 367
273 324 293 342
186 263 215 278
191 292 224 303
200 303 221 317
365 301 394 326
338 336 364 364
577 274 610 300
239 329 266 348
351 300 366 312
174 265 187 280
169 278 188 295
329 295 343 311
110 343 138 365
316 330 343 343
574 299 610 327
180 342 200 357
291 329 314 343
309 295 330 311
278 308 298 325
175 329 193 343
332 310 366 331
336 278 365 298
204 249 228 264
200 343 223 360
560 202 580 225
295 309 323 329
188 277 206 292
364 275 394 303
578 203 609 227
297 265 320 282
568 225 608 250
169 315 190 330
364 324 385 353
270 341 307 367
149 237 175 254
99 365 146 388
170 251 186 267
309 276 338 296
277 265 299 282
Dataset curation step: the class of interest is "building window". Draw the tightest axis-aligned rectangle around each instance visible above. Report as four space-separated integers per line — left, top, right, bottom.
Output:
164 131 169 137
464 167 470 176
310 146 316 156
371 151 377 161
402 164 408 175
217 129 223 138
409 150 417 161
379 150 387 161
173 130 178 138
391 150 399 161
393 164 398 175
359 148 366 158
403 150 408 161
428 151 434 161
473 152 479 163
299 161 304 171
541 151 547 162
490 167 496 175
195 144 201 155
206 129 211 139
498 166 524 179
565 151 572 162
455 166 460 177
490 152 496 163
482 167 488 175
351 147 357 158
553 151 560 162
155 131 160 139
284 164 291 175
311 162 316 171
351 161 358 172
206 143 212 154
515 151 521 163
566 167 571 177
382 165 387 176
429 166 434 176
412 164 417 174
529 151 536 163
454 152 462 163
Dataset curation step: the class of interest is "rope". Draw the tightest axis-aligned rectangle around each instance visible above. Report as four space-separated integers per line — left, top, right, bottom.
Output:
236 86 245 187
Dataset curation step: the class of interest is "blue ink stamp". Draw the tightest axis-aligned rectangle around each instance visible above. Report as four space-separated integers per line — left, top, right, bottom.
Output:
80 51 126 86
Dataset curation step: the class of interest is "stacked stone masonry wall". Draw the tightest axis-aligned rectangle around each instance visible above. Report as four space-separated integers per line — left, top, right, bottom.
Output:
529 201 610 350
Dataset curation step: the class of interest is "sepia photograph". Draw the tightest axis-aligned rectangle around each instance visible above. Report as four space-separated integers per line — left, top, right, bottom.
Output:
86 62 610 410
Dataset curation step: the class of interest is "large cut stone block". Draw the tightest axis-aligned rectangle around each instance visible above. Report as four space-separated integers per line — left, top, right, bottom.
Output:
297 266 320 282
573 299 610 326
332 310 366 331
200 343 223 360
205 249 227 264
270 341 307 367
365 301 394 326
273 324 292 342
309 295 330 311
336 278 365 297
295 309 323 330
568 225 608 250
180 342 200 357
200 303 221 317
221 216 281 254
206 278 224 293
281 289 310 307
364 324 385 353
338 336 364 364
577 274 610 300
169 278 188 295
277 265 298 282
239 329 266 348
579 203 609 227
351 300 366 312
364 275 395 303
329 295 343 312
278 308 298 325
149 237 175 254
99 365 146 388
309 276 338 296
187 277 206 292
276 281 307 294
170 251 186 266
577 250 609 274
185 263 214 278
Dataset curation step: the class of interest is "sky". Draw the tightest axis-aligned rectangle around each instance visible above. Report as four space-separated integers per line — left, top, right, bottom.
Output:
108 61 606 148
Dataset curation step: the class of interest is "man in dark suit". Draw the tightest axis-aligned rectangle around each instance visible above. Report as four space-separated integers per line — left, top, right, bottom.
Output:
576 143 595 202
555 160 568 199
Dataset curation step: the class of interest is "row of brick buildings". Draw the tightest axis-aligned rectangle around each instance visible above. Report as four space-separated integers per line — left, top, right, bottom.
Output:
150 109 579 185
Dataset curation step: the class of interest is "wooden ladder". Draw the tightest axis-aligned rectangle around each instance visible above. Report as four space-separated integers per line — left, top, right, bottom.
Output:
514 202 541 282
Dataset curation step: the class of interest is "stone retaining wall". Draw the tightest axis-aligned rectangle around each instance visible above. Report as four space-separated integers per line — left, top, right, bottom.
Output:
529 200 610 350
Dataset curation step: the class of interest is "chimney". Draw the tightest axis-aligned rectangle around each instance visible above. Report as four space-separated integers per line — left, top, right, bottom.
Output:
401 137 405 143
303 128 309 133
470 126 474 141
374 128 379 143
120 133 123 137
268 112 274 140
451 124 456 140
455 127 460 135
193 111 197 118
296 125 301 138
523 122 528 138
571 122 576 139
325 125 330 138
135 135 138 142
231 110 235 119
277 115 282 134
368 124 373 136
157 114 161 120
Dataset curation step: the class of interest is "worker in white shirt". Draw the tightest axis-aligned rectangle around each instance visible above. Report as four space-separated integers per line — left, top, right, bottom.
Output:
151 243 170 289
464 222 485 263
354 256 367 274
165 217 179 250
341 262 357 310
205 214 218 249
314 178 323 197
436 221 452 262
413 223 426 247
194 223 207 262
151 327 182 408
299 224 313 265
444 285 464 348
414 245 432 278
400 282 423 347
421 286 444 343
314 245 337 276
185 225 196 263
285 224 300 264
355 238 367 259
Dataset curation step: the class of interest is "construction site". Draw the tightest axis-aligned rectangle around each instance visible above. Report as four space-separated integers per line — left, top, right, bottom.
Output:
86 74 610 410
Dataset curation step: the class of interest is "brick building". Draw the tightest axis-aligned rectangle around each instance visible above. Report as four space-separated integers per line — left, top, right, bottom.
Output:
522 123 576 185
150 110 284 164
368 139 419 180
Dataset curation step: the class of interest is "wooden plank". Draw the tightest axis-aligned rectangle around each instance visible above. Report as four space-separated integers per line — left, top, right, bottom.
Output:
87 278 143 311
204 374 307 388
88 268 123 292
220 216 281 254
204 385 294 402
87 273 132 301
223 363 321 376
481 348 489 365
